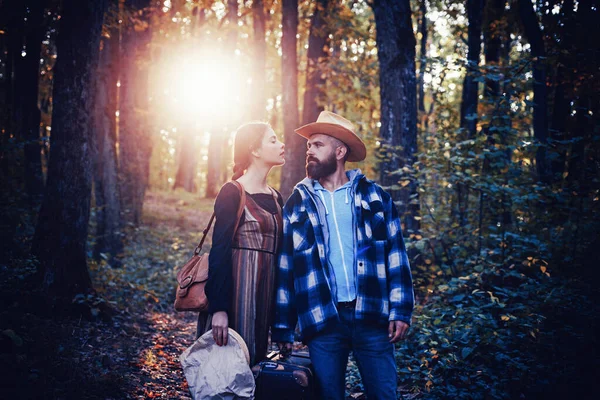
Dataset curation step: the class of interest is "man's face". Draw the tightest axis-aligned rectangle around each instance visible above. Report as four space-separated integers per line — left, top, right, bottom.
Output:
306 134 338 180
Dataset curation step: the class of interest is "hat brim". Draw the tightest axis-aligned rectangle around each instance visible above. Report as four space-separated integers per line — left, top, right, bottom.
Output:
295 122 366 162
202 328 250 365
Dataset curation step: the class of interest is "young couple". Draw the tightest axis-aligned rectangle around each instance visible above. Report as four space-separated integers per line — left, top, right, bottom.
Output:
199 111 415 400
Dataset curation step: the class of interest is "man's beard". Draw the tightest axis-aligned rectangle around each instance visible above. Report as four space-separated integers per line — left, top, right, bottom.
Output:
306 152 337 180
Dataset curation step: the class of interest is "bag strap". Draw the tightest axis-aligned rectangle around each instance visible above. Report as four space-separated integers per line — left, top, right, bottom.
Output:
193 181 246 255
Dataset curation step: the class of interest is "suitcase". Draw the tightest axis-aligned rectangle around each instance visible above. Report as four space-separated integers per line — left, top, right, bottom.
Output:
252 350 315 400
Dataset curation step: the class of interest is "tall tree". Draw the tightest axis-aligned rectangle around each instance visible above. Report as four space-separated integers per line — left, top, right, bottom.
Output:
251 0 267 119
172 122 199 193
483 0 504 99
18 0 47 201
32 0 108 301
205 0 238 198
371 0 419 234
460 0 485 138
417 0 428 115
547 0 574 182
119 0 152 223
94 1 123 265
301 0 329 126
566 1 599 190
279 0 305 199
518 0 550 183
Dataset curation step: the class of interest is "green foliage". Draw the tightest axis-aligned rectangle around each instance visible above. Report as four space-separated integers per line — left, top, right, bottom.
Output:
90 192 215 313
392 266 598 398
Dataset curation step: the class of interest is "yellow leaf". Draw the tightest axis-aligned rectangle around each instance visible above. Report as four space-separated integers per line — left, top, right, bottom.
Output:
400 180 411 187
501 315 510 321
540 266 547 273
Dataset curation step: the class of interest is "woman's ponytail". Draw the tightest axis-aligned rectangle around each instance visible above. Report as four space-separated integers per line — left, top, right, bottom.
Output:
231 122 271 180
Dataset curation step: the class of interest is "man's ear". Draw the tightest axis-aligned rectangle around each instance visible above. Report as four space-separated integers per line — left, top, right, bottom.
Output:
336 145 348 161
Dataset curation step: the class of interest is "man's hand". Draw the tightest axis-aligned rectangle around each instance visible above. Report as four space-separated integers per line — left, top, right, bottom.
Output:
388 320 409 343
212 311 229 346
278 342 293 358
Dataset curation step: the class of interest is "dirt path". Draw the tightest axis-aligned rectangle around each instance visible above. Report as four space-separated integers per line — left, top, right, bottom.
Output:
0 190 371 399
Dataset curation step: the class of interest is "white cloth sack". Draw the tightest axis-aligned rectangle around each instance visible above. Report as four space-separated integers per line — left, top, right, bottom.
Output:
180 328 255 400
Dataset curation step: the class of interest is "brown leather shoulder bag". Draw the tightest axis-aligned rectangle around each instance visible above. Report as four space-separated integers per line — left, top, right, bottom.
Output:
174 181 246 312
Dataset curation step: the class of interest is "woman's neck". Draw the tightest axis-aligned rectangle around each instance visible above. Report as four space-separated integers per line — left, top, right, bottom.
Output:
237 163 272 193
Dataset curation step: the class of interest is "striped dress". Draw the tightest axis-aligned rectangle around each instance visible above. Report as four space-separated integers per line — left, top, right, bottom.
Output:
197 187 283 365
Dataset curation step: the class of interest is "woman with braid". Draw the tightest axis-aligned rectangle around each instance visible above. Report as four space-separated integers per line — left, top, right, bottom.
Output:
196 122 286 365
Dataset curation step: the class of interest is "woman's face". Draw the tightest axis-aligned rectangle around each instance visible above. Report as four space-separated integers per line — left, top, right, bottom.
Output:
255 128 285 166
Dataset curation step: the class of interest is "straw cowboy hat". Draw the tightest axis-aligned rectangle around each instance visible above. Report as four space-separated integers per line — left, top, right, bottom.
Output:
295 111 367 162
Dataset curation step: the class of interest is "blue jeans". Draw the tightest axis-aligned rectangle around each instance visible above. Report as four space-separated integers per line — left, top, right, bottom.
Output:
307 305 397 400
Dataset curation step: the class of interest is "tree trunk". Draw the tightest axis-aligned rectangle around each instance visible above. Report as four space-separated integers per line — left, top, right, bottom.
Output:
279 0 305 199
32 0 108 301
371 0 419 234
301 0 329 126
2 0 25 142
172 125 199 192
417 0 427 114
518 0 550 183
550 70 569 181
460 0 485 138
94 8 123 265
483 0 503 99
251 0 267 120
206 0 238 198
19 0 47 201
118 0 152 224
548 0 574 183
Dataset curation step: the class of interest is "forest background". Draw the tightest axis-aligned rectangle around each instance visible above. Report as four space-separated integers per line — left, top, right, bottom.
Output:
0 0 599 399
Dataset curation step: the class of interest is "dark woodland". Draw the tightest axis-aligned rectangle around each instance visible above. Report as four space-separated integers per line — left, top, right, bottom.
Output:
0 0 599 398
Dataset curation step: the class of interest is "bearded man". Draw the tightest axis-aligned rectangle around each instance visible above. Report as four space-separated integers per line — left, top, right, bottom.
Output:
272 111 415 400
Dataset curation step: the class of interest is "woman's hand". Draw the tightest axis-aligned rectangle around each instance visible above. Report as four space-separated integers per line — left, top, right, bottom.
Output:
212 311 229 346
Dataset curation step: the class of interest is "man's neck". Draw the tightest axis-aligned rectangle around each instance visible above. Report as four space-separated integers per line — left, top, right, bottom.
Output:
318 168 349 192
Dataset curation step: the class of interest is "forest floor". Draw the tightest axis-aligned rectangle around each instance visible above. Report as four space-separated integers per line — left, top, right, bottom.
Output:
1 189 599 399
0 190 380 400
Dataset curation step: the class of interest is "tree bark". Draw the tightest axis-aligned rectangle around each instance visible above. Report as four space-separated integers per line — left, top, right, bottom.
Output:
32 0 108 300
172 124 199 193
279 0 305 199
460 0 485 138
17 0 47 201
483 0 503 99
118 0 152 223
301 0 329 126
1 0 25 142
251 0 267 120
94 6 123 265
417 0 427 114
371 0 419 234
518 0 550 183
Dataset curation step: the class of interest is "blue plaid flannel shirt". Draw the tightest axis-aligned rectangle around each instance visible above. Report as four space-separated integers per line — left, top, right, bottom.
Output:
272 170 414 343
